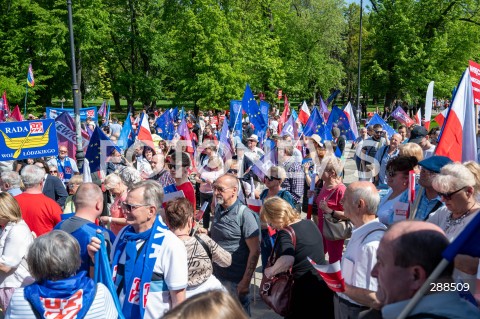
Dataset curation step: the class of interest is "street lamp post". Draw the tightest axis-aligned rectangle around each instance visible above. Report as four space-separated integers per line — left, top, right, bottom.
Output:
67 0 84 169
357 0 363 127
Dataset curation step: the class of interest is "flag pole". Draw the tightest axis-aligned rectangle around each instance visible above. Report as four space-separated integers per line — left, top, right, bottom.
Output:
397 259 450 319
23 84 28 117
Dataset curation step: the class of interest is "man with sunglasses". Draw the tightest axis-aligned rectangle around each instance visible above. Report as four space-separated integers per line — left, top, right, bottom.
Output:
209 174 260 316
88 180 188 318
360 124 387 181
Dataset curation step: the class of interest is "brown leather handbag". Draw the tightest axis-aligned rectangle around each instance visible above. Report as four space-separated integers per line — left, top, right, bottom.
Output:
260 226 296 317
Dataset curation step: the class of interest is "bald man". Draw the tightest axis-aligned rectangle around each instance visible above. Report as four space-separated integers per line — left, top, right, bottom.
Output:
209 174 260 316
55 183 114 276
371 221 480 319
334 182 387 319
374 133 402 186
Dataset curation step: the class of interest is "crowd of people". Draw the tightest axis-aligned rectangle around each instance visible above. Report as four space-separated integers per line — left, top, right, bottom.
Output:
0 103 478 319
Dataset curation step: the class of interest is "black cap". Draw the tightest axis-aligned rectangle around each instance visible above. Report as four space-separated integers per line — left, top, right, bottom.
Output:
409 126 428 144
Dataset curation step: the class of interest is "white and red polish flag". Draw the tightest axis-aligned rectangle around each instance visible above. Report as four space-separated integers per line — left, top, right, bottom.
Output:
298 101 311 126
436 69 477 162
343 102 358 139
136 112 155 149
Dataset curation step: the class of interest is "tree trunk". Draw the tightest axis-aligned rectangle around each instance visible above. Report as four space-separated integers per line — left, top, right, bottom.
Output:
193 100 199 116
113 91 121 111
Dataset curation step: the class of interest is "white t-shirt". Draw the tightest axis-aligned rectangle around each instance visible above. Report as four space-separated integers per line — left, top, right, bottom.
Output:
111 224 188 319
337 219 386 305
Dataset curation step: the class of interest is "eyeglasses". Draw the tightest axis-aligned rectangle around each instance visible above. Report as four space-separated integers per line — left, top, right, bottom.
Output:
50 170 58 173
374 130 383 134
264 176 281 181
212 185 233 193
227 169 238 174
121 202 151 212
59 150 68 154
437 187 466 200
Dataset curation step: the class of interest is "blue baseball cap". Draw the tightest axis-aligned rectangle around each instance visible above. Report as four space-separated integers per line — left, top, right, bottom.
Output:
418 156 453 173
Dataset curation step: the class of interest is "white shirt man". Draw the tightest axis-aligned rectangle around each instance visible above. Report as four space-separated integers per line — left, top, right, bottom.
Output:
335 182 386 319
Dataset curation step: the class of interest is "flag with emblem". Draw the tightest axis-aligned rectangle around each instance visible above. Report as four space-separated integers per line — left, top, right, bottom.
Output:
303 108 333 141
155 109 176 140
85 126 121 172
326 106 356 141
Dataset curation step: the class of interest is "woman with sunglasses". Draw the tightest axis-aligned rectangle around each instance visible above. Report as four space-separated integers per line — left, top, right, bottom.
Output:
259 166 295 271
427 163 480 297
376 156 418 226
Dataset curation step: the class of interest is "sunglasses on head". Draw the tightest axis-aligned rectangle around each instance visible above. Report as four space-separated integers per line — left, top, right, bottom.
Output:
437 187 465 200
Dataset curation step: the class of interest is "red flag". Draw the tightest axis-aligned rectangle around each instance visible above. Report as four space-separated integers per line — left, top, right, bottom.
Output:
11 105 23 121
278 94 290 132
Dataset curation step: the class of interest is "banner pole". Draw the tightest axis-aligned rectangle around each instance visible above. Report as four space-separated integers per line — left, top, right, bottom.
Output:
23 85 28 117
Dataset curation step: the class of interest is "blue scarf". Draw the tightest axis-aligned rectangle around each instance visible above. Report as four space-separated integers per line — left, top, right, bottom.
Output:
111 215 167 318
24 271 96 319
58 156 74 183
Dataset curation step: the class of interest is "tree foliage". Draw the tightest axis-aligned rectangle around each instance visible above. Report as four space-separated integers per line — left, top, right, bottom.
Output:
1 0 480 111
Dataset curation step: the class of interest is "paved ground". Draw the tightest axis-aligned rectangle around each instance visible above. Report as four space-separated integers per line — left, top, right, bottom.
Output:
250 142 358 318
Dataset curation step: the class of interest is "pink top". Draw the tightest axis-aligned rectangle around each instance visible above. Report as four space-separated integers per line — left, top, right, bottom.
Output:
109 192 127 235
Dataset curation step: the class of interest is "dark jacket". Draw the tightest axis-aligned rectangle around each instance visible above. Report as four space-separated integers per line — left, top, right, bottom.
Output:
42 174 69 208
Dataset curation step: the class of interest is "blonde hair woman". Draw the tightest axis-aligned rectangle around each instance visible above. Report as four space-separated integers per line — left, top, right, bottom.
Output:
260 197 334 318
102 173 128 235
259 166 295 271
399 143 423 173
308 156 347 264
0 192 34 311
428 163 480 295
163 290 247 319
